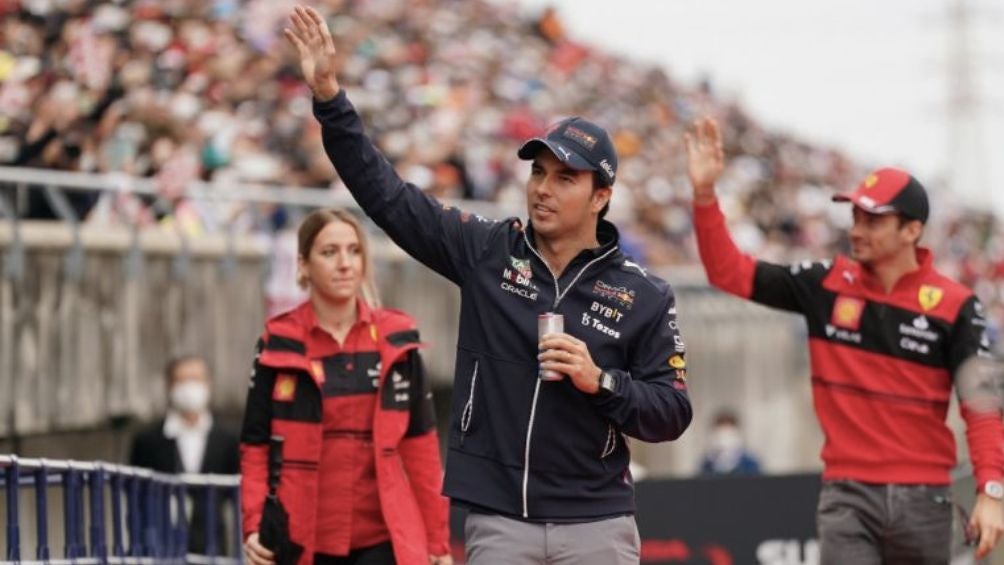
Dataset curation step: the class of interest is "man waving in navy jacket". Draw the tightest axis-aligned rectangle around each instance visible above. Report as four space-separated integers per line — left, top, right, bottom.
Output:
284 6 692 564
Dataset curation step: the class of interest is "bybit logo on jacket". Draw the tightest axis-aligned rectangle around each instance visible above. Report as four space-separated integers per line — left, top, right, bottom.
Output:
501 256 538 301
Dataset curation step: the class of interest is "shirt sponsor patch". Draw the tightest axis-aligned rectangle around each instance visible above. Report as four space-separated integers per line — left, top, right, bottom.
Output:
580 312 621 339
918 285 944 312
501 256 539 301
593 280 635 309
590 300 625 323
273 373 297 402
668 354 686 369
898 315 939 342
673 335 686 352
825 324 862 344
510 256 532 281
831 296 865 331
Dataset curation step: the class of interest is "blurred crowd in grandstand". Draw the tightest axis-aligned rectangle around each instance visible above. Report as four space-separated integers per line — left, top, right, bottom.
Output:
1 0 1002 341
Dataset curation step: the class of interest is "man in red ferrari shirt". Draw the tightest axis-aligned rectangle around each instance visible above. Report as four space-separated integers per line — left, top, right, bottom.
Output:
685 117 1004 563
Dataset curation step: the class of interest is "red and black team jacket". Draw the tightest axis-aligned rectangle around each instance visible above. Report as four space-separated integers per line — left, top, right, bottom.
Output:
239 301 450 565
694 200 1003 489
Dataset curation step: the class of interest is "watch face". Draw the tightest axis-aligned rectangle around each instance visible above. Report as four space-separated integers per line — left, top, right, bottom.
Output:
601 372 615 392
987 482 1004 499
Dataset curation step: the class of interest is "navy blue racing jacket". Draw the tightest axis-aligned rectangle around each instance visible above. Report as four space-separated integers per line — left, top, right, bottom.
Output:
314 91 692 521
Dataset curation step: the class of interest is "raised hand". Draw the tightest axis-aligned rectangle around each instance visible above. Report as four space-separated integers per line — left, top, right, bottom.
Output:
284 5 340 101
683 118 725 204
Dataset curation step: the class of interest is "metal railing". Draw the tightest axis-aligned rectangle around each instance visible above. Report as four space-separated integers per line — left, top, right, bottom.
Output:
1 455 241 564
0 165 520 280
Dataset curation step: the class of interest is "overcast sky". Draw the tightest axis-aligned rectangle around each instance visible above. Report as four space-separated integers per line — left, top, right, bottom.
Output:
514 0 1004 216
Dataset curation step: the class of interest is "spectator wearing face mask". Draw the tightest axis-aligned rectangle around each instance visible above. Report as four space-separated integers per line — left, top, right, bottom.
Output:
697 409 761 477
129 354 240 555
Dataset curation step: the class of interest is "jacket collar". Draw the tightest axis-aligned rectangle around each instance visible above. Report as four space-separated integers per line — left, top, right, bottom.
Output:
524 219 621 261
163 410 213 438
833 247 936 294
291 296 374 335
857 246 935 291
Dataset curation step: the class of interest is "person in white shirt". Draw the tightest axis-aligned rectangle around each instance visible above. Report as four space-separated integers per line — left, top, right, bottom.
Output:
129 355 239 554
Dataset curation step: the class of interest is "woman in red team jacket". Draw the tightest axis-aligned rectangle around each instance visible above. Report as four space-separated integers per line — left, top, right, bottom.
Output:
241 209 452 565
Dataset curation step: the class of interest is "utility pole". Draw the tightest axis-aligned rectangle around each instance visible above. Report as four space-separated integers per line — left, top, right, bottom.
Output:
945 0 992 210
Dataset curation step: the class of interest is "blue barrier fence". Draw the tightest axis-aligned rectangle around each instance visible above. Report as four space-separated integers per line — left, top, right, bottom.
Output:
1 455 242 564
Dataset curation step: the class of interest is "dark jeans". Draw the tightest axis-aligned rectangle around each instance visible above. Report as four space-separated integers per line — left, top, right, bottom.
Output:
314 542 395 565
818 480 952 565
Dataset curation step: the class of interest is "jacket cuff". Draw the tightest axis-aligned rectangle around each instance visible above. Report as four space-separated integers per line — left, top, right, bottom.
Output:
589 369 627 407
312 89 350 120
428 540 451 556
692 197 723 222
975 472 1003 494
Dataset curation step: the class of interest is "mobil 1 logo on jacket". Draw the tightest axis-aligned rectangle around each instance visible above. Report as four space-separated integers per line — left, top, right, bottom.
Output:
500 255 540 301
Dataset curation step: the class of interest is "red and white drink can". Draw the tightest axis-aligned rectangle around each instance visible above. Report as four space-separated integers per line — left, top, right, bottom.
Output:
538 312 565 381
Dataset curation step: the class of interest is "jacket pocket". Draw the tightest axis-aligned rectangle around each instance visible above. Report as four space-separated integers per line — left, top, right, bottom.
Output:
600 423 618 459
459 359 479 444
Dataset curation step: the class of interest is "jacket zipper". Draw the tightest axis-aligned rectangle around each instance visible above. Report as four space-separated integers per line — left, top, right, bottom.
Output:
519 230 617 517
459 360 479 445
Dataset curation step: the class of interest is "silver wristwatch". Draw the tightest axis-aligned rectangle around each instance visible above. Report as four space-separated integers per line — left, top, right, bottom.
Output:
984 481 1004 500
598 371 617 395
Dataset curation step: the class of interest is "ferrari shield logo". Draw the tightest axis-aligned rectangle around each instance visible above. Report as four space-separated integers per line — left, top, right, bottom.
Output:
918 285 943 312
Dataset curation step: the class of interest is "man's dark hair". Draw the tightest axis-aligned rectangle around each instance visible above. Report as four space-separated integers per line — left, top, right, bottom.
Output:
897 214 924 245
164 354 208 386
594 172 611 220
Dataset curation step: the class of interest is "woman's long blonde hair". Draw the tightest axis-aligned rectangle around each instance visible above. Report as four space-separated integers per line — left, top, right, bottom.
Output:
296 208 381 308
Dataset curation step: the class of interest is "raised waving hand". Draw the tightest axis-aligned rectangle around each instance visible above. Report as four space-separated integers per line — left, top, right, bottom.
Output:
284 5 341 101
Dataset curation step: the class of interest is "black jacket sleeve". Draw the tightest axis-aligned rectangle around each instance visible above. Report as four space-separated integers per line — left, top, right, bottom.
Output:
750 260 832 315
948 295 993 376
313 91 504 286
589 285 693 442
239 337 274 446
403 349 437 438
